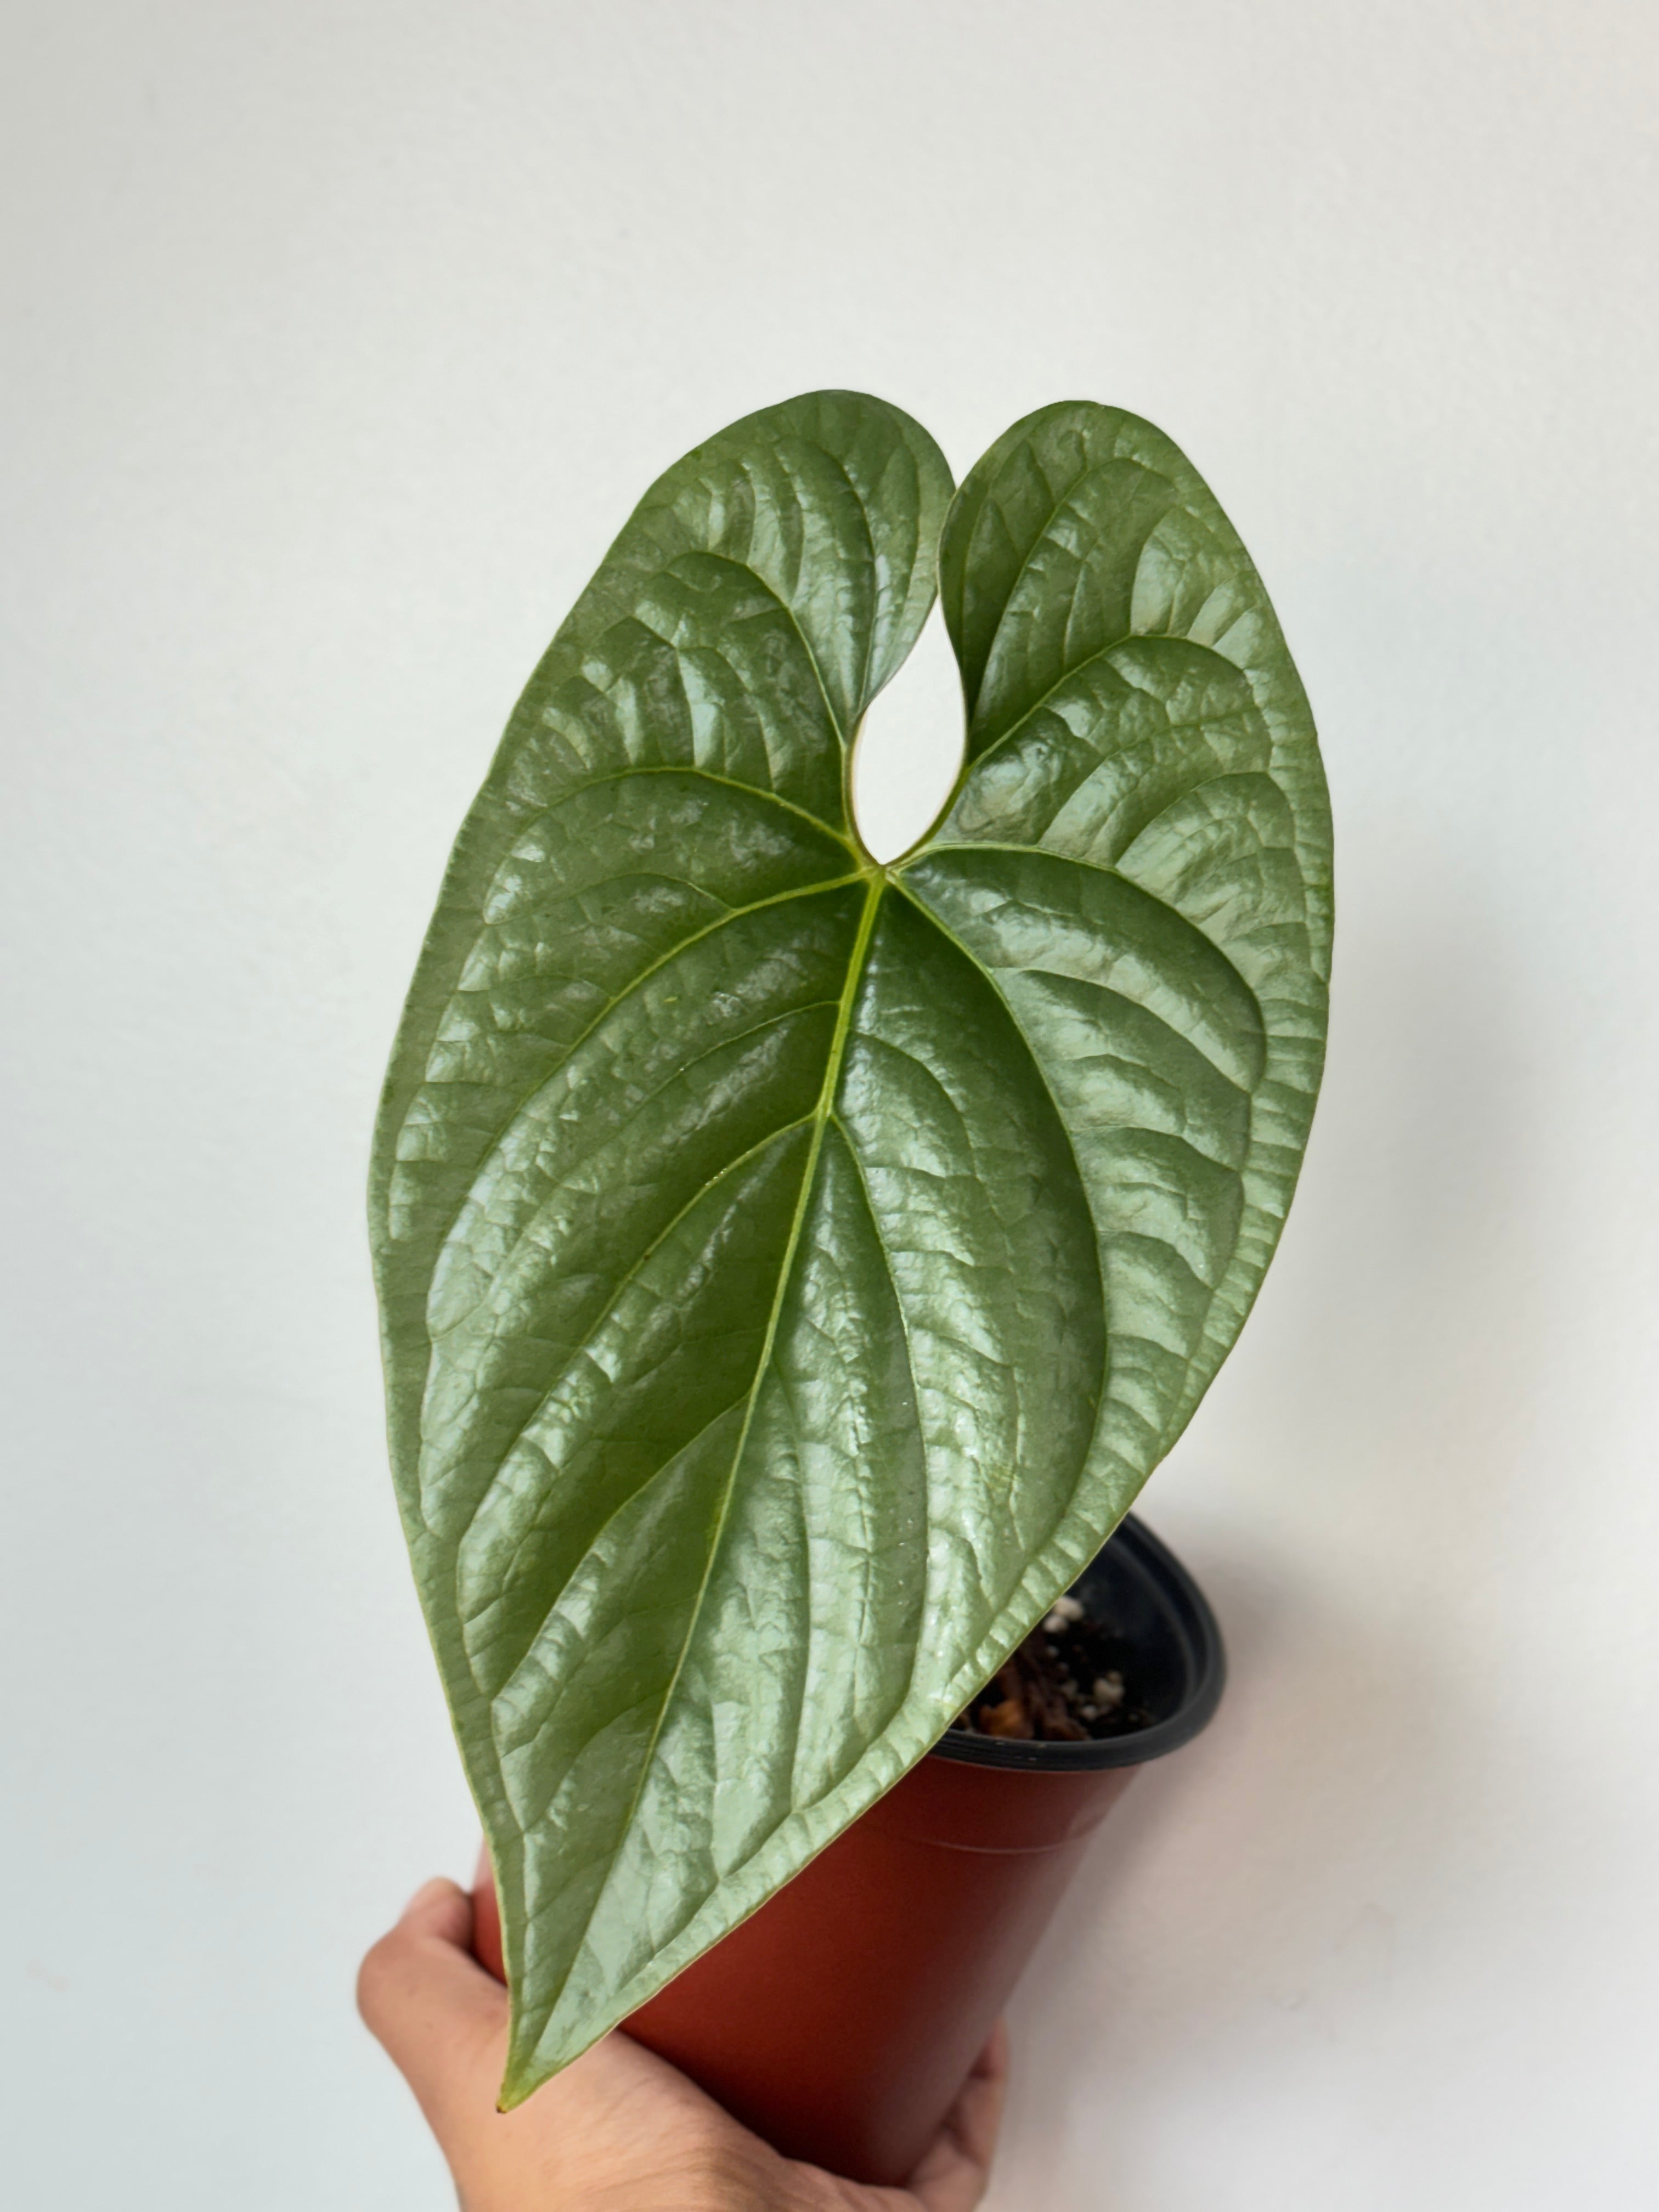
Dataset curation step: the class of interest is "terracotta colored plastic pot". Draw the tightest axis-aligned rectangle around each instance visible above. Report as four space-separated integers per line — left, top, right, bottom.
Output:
472 1514 1223 2186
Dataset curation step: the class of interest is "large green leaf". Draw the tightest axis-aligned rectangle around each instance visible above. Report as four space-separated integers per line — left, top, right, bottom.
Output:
369 391 1330 2103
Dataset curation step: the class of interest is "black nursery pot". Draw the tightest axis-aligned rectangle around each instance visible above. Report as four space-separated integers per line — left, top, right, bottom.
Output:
475 1515 1225 2187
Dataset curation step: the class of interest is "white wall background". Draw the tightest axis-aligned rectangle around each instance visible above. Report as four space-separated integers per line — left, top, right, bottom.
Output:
4 3 1657 2204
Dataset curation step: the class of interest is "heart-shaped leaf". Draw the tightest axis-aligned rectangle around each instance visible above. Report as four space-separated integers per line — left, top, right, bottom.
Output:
370 391 1330 2103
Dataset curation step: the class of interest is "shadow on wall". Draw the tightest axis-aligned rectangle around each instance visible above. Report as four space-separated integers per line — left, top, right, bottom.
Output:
981 840 1551 2202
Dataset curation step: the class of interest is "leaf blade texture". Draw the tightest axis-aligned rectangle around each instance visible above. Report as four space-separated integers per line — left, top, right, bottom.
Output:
369 391 1330 2101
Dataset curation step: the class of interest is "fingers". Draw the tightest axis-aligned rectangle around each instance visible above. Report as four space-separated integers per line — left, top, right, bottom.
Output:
947 2019 1009 2171
396 1874 477 1951
357 1877 510 2132
966 2020 1008 2086
907 2022 1009 2212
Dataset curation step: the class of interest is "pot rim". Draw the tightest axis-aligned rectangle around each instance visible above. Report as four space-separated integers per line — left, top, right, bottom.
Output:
927 1514 1226 1773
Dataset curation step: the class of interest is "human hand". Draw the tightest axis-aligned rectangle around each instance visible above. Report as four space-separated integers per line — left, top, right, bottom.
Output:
359 1877 1007 2212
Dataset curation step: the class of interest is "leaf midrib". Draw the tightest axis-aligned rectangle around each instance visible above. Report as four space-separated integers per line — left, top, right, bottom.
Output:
534 870 887 2045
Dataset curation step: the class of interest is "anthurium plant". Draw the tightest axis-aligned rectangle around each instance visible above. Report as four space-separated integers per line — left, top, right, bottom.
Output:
370 390 1331 2107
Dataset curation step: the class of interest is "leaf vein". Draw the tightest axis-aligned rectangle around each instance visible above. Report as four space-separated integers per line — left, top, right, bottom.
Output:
540 877 886 2033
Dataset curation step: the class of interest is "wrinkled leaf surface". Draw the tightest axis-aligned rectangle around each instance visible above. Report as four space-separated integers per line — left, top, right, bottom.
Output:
370 391 1331 2100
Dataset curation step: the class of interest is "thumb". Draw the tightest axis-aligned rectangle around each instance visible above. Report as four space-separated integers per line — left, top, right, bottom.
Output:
357 1877 509 2128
